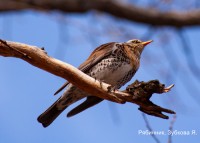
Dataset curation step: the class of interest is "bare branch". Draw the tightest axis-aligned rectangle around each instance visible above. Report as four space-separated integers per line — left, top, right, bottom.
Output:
0 39 175 119
126 80 175 119
1 0 200 27
142 113 160 143
168 115 177 143
177 30 200 80
0 39 124 103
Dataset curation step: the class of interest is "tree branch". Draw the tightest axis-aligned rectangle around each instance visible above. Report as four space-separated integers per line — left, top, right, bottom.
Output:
0 39 125 103
142 113 160 143
168 115 177 143
0 39 175 119
1 0 200 27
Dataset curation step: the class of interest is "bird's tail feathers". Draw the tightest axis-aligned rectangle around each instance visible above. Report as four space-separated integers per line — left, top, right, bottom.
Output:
37 97 67 128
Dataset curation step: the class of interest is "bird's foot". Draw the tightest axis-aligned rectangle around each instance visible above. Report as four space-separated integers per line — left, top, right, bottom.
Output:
95 79 106 88
40 47 47 54
107 85 118 93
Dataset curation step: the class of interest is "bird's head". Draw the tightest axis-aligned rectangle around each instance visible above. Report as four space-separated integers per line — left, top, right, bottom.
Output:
126 39 153 54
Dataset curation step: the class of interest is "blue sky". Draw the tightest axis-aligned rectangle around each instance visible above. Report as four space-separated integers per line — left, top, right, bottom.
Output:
0 10 200 143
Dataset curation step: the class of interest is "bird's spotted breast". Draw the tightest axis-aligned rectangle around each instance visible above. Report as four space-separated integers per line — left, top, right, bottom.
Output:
88 56 133 86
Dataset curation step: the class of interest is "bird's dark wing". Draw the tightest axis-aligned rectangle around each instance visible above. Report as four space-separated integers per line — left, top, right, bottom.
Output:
54 82 69 95
54 42 116 117
77 42 116 72
67 96 103 117
54 42 116 95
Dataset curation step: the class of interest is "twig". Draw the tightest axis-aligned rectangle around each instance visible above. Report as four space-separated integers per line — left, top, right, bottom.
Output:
0 39 31 59
142 113 160 143
126 80 175 119
168 114 177 143
160 35 200 105
177 30 200 80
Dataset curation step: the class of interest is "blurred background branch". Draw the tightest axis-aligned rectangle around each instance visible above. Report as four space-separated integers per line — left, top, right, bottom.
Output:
1 0 200 27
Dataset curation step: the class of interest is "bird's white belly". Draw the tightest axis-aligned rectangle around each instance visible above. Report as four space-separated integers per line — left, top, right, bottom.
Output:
90 61 133 86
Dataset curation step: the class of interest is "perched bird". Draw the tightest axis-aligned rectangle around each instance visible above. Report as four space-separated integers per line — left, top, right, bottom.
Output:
37 39 152 127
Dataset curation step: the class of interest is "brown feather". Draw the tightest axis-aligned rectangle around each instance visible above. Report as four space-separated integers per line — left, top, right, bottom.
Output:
54 42 116 95
123 43 140 69
67 96 103 117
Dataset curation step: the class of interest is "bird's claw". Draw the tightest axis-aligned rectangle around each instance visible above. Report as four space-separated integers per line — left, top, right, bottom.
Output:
107 85 117 92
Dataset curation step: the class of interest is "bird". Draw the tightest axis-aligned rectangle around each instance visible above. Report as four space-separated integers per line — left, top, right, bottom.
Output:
37 39 152 127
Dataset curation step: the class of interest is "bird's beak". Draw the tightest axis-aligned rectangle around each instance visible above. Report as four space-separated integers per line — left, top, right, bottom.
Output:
141 40 153 46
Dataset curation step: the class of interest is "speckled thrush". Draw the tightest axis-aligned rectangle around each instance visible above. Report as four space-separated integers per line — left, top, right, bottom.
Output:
37 39 152 127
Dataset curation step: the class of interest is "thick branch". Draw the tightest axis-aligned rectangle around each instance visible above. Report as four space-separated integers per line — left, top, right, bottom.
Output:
1 0 200 27
0 39 175 119
0 39 125 103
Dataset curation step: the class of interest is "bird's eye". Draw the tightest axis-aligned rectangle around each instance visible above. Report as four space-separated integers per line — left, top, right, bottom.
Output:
132 39 141 43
